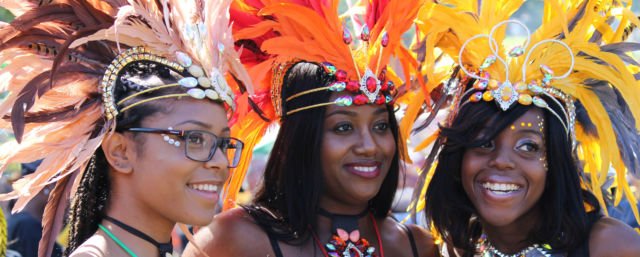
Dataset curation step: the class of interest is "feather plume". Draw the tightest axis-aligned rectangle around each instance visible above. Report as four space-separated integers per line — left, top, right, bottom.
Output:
410 0 640 225
39 171 76 257
225 0 424 209
0 1 254 256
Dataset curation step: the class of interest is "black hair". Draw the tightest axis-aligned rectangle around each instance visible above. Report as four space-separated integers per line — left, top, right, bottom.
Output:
424 79 601 256
244 62 402 244
65 61 188 255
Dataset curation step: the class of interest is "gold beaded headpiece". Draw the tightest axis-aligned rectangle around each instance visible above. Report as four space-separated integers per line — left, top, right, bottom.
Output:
101 46 236 120
455 20 576 141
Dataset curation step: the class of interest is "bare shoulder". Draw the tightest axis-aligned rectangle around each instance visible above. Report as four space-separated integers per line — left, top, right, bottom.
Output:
380 217 438 257
69 234 110 257
183 207 274 257
589 216 640 257
404 223 438 257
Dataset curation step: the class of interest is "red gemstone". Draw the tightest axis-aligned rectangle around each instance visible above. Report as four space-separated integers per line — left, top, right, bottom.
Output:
366 77 377 92
343 26 353 44
378 68 386 81
375 94 385 105
346 80 359 92
360 24 370 41
335 70 348 82
354 94 368 105
380 82 388 91
381 32 389 47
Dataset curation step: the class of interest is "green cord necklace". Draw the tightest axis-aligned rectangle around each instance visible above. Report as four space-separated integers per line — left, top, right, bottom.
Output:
99 224 138 257
98 216 173 257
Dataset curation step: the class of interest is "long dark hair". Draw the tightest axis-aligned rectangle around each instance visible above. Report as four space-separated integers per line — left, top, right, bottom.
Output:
65 61 192 255
424 80 601 256
245 62 402 243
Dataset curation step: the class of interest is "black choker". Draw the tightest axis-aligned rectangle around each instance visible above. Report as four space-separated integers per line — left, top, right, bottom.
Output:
103 216 173 257
318 208 369 232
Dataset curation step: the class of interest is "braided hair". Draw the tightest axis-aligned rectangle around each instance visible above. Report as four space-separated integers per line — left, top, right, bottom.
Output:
65 61 187 255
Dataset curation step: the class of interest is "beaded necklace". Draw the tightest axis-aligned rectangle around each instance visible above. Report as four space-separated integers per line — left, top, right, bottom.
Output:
310 211 384 257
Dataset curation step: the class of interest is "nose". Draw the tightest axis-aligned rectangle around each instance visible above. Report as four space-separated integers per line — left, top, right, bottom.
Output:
353 129 377 157
488 147 515 170
206 147 229 180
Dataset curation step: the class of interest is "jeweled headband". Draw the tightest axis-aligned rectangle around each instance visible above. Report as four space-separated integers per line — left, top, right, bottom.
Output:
454 20 576 143
270 24 398 117
101 46 235 120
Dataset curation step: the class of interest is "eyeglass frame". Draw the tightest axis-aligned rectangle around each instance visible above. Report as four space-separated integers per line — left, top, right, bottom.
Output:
123 127 244 168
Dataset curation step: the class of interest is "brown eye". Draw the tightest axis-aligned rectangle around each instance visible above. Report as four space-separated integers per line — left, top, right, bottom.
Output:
218 138 233 151
479 140 495 150
373 121 389 132
333 123 353 133
187 132 205 145
516 141 540 152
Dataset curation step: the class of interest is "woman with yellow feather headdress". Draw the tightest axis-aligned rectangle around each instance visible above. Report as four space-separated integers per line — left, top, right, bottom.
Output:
0 0 252 256
409 0 640 256
183 0 437 257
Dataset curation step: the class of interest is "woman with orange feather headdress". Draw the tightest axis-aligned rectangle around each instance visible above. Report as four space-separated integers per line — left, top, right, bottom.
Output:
405 0 640 256
0 0 253 256
183 0 438 257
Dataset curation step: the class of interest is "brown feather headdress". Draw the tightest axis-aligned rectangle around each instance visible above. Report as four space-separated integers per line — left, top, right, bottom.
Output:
0 0 253 256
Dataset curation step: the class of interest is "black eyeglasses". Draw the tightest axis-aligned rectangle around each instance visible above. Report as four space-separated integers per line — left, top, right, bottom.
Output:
126 128 244 168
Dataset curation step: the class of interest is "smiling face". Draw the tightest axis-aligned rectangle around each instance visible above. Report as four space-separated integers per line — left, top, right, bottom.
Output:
319 96 396 210
461 108 547 228
126 99 230 226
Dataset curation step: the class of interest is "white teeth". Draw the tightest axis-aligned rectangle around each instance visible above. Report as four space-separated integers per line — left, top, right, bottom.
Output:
482 182 520 192
353 166 376 173
188 184 218 193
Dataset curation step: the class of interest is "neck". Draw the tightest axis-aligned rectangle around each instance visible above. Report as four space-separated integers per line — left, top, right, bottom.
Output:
104 191 175 256
480 207 541 254
318 196 369 216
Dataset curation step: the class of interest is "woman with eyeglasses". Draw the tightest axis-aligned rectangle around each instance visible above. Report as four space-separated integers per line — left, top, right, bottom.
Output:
0 1 252 257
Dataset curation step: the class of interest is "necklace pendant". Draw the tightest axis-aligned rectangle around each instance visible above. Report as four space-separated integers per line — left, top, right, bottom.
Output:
343 242 363 257
325 229 377 257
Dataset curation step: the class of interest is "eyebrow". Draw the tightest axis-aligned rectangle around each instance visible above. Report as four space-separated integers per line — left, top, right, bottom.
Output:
174 120 231 134
175 120 212 128
325 107 387 118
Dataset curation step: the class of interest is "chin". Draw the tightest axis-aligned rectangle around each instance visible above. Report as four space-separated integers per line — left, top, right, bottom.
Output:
183 211 215 226
350 187 382 203
181 203 217 224
477 210 519 227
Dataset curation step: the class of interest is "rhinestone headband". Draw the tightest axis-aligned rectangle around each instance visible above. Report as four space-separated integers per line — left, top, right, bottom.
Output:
100 46 235 120
455 20 576 138
271 25 397 117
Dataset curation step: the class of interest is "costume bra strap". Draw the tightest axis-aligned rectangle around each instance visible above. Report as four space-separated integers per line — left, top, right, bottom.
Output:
103 216 173 257
401 223 419 257
265 229 285 257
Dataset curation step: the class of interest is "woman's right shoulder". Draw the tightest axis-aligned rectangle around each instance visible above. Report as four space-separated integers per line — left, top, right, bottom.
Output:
588 216 640 257
183 207 275 257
